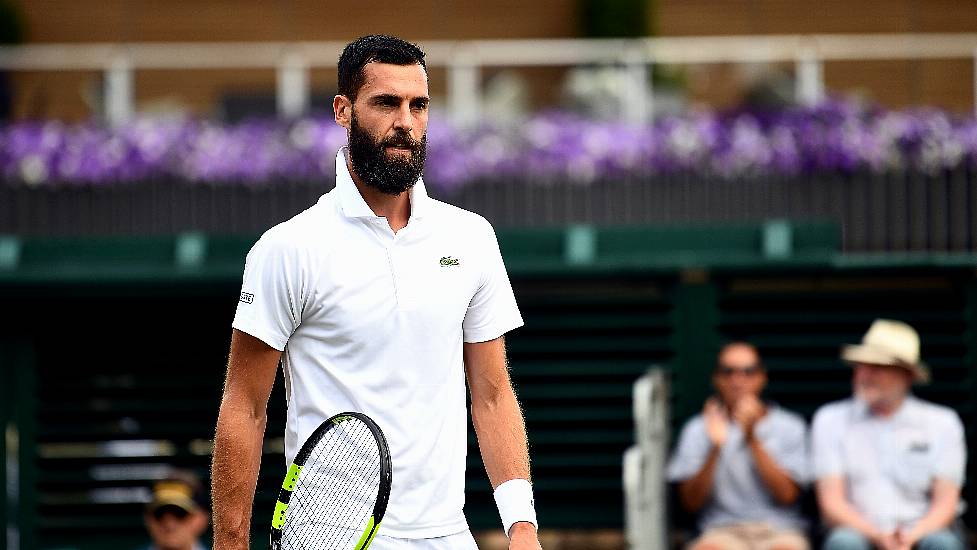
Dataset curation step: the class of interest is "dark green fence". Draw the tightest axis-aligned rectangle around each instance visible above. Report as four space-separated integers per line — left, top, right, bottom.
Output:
4 168 977 252
0 222 974 549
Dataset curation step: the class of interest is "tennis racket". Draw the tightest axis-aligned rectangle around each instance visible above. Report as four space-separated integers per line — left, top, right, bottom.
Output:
269 411 392 550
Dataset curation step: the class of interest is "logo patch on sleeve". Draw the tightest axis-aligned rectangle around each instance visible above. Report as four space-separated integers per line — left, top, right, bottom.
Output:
239 291 254 304
439 256 460 267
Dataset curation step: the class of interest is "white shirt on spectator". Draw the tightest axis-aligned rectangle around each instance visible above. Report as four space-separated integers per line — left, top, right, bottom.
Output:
232 149 524 538
811 396 967 532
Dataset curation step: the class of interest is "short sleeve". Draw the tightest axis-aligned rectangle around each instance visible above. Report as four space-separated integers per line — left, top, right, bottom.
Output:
932 410 967 487
811 405 845 480
231 234 306 351
462 220 523 343
666 416 711 482
766 413 810 486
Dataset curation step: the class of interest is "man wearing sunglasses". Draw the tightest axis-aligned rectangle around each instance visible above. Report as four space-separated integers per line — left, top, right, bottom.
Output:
667 342 811 550
143 470 210 550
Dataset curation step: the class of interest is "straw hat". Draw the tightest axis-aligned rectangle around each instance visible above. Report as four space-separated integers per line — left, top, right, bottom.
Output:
841 319 930 383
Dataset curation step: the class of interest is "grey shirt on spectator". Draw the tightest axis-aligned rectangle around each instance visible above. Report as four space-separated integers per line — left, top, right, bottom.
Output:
667 404 810 532
811 396 966 533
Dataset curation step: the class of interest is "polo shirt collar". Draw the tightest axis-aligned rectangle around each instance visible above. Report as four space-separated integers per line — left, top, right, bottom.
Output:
334 147 429 220
851 398 871 420
851 393 917 421
890 394 918 422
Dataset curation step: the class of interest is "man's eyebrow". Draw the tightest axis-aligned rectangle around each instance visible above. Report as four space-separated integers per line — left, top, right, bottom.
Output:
368 93 430 104
369 93 401 103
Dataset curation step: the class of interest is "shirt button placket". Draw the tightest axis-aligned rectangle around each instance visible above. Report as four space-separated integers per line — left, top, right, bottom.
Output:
372 219 399 307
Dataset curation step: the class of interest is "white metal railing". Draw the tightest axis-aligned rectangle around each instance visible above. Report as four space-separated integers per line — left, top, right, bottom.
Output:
623 368 669 550
1 33 976 126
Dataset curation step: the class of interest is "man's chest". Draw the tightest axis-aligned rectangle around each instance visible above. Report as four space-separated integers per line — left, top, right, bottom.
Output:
842 421 936 491
301 230 481 332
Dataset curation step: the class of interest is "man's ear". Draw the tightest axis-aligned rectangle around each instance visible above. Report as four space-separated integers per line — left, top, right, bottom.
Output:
334 95 352 130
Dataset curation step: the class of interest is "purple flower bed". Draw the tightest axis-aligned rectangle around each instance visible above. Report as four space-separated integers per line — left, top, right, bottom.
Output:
3 99 977 192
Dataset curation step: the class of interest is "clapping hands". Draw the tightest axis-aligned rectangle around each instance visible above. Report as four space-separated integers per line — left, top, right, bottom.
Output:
704 395 766 446
703 398 729 447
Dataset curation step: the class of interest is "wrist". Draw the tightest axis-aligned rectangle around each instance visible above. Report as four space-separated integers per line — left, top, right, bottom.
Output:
509 521 538 537
493 479 538 537
900 527 922 544
865 527 888 543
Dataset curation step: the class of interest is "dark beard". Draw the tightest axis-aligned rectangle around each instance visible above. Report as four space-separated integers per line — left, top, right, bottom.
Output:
348 113 427 196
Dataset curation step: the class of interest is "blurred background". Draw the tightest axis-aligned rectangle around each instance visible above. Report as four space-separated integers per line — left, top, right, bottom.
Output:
0 1 975 549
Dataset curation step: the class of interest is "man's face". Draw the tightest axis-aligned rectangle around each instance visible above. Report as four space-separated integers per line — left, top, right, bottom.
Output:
338 62 430 195
853 362 912 409
145 506 208 550
713 345 767 407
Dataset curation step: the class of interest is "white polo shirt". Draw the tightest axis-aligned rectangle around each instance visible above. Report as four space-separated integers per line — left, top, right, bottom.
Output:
232 149 524 538
811 396 967 532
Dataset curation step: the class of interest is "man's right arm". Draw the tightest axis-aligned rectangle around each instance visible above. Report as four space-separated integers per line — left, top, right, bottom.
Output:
676 400 727 513
211 329 282 550
677 445 722 513
811 406 889 544
817 476 891 546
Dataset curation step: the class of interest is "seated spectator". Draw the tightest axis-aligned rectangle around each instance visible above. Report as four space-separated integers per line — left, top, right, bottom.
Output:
667 342 810 550
812 319 967 550
142 469 210 550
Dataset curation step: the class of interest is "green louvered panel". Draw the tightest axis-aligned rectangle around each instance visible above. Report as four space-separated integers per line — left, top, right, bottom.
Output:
5 230 974 548
17 291 288 550
713 271 977 527
464 274 676 529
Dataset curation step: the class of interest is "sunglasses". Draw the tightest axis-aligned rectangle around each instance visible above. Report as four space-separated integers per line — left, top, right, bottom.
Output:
151 505 191 521
716 365 763 377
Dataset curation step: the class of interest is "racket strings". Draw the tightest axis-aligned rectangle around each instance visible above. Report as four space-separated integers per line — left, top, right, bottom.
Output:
288 440 378 539
280 419 383 549
295 438 378 535
285 431 379 547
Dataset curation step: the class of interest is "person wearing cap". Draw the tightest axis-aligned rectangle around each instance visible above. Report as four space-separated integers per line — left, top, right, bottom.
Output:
812 319 967 550
667 342 811 550
143 471 210 550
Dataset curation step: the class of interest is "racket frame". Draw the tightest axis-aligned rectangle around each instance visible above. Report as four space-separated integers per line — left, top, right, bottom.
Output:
268 411 392 550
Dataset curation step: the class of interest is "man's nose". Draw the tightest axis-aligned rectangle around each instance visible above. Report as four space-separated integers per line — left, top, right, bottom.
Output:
393 103 413 133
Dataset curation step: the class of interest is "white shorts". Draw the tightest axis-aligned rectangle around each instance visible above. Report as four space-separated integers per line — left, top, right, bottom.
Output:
370 530 479 550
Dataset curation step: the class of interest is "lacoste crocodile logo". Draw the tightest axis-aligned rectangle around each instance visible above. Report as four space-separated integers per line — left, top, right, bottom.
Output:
440 256 460 267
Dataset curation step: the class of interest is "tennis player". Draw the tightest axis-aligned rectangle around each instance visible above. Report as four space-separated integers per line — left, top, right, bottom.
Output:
211 34 541 550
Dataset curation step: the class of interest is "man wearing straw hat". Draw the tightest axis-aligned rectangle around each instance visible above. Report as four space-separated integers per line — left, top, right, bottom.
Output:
812 319 966 550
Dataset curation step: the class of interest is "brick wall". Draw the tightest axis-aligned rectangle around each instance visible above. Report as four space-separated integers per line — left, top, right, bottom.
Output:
10 1 977 120
655 0 977 112
13 0 580 120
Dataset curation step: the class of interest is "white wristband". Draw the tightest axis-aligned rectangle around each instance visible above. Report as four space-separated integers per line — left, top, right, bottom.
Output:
493 478 538 537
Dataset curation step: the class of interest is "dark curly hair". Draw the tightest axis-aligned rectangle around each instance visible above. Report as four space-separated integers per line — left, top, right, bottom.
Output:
338 34 427 101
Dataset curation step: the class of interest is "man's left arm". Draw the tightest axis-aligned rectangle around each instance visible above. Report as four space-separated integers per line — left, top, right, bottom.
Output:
746 437 801 505
898 478 960 548
737 399 801 505
465 336 542 550
900 411 966 548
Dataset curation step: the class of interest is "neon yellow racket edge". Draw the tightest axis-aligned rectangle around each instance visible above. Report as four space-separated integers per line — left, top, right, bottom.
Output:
269 412 392 550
